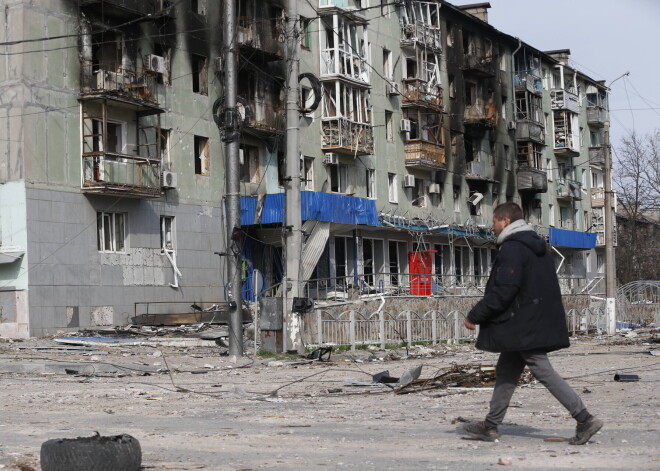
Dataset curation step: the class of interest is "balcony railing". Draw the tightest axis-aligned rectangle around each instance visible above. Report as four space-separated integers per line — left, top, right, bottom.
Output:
591 188 605 207
556 179 582 200
464 100 497 128
241 98 285 134
400 22 441 50
80 65 159 105
404 141 446 170
462 53 495 77
322 117 374 155
237 16 286 58
82 154 162 198
517 167 548 193
516 120 545 143
551 89 580 113
514 73 542 94
320 47 370 85
587 106 607 127
589 146 606 166
401 79 443 109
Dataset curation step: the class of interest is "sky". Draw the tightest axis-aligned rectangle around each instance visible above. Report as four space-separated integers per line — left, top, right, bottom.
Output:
483 0 660 150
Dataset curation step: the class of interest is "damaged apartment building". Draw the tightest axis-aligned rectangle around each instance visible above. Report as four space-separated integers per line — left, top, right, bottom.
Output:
0 0 613 337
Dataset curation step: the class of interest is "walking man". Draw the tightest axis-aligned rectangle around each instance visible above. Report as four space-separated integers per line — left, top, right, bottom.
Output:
463 202 603 444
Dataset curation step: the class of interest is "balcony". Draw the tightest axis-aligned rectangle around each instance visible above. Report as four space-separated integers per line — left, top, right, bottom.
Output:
322 117 374 155
591 188 605 207
237 16 286 59
514 73 542 95
587 106 607 127
319 0 367 22
80 65 160 107
556 179 582 200
517 168 548 193
550 89 580 113
79 0 162 19
320 47 370 86
241 98 285 135
82 155 162 198
464 100 497 128
400 23 441 51
464 161 490 180
462 54 495 78
401 79 443 110
404 141 446 170
589 146 606 166
516 120 545 143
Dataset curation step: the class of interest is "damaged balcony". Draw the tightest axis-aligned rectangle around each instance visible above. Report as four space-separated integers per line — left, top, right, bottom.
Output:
553 110 580 156
80 99 164 198
462 53 495 78
514 73 543 95
322 118 374 155
238 70 285 136
589 146 606 166
80 64 160 107
587 106 607 127
463 100 497 129
400 23 441 51
401 79 443 111
78 0 162 19
404 142 446 170
550 89 580 113
237 16 286 59
517 168 548 193
591 188 605 208
318 0 367 21
516 120 545 143
556 179 582 201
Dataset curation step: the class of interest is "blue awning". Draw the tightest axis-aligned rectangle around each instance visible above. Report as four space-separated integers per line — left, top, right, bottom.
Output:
241 191 380 227
549 228 597 249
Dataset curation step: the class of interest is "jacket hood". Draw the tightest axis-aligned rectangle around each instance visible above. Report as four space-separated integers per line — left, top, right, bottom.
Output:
506 229 547 256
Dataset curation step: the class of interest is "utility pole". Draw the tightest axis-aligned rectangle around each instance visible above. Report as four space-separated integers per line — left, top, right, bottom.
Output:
223 0 243 356
603 71 628 335
283 0 304 353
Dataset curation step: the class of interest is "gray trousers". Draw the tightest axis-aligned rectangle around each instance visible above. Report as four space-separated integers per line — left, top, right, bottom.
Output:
485 350 587 427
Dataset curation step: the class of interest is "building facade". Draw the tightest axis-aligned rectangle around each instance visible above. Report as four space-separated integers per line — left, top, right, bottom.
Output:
0 0 613 337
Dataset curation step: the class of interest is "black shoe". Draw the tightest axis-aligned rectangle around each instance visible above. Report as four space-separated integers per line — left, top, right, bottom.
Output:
463 421 500 442
569 416 603 445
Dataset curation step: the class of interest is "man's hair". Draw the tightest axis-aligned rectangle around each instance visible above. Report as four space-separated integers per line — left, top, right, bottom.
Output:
493 202 523 222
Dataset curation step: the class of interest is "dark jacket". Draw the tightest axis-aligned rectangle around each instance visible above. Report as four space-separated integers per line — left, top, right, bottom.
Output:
467 229 570 353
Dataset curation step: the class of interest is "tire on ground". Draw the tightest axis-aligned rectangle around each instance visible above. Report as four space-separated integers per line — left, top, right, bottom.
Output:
40 433 141 471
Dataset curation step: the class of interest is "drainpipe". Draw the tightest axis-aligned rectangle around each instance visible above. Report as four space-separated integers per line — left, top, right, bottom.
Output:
80 15 93 91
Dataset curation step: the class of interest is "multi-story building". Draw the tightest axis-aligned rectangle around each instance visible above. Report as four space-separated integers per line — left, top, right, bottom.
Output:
0 0 613 337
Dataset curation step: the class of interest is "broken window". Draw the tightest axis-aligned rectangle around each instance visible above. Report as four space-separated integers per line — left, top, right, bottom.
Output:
383 48 392 80
465 81 477 106
92 119 124 155
239 144 259 183
194 135 209 176
91 31 123 73
329 163 350 193
549 203 555 226
192 54 208 95
301 17 313 49
320 15 369 82
366 168 376 199
160 216 175 252
412 178 425 208
97 211 126 253
303 156 314 190
388 173 398 203
448 75 456 99
517 142 543 169
160 128 170 168
385 111 394 142
191 0 207 15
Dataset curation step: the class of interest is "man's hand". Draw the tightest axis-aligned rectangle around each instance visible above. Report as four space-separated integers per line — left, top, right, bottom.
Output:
464 318 476 330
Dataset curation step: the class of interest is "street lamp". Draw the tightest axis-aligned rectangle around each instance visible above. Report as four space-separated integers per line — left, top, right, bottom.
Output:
603 71 629 335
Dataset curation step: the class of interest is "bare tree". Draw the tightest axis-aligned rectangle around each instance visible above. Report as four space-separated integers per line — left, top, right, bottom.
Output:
613 130 660 284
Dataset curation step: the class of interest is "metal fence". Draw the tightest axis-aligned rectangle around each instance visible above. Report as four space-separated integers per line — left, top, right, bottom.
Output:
307 306 606 350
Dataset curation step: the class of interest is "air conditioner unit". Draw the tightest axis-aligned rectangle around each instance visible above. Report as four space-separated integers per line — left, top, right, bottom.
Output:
96 70 125 91
388 82 402 96
428 183 441 194
507 120 517 130
400 118 412 132
468 192 483 205
146 54 166 74
323 152 339 165
403 174 415 188
161 171 177 189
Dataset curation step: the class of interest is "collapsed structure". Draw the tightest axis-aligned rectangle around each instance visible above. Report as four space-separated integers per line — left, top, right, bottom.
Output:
0 0 614 337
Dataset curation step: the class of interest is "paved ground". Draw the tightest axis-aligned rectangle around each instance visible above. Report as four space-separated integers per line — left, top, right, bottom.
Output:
0 332 658 470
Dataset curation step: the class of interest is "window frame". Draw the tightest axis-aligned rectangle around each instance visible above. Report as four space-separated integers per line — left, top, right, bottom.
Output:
194 135 210 176
97 211 127 253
